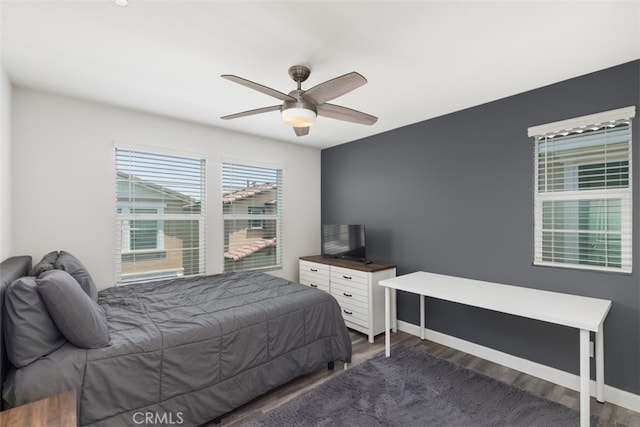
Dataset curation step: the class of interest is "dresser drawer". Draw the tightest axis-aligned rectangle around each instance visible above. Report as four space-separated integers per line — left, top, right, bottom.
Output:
333 291 368 313
330 267 368 296
331 281 368 304
300 260 330 277
299 270 330 285
299 277 330 293
331 266 368 282
335 297 369 329
299 261 330 291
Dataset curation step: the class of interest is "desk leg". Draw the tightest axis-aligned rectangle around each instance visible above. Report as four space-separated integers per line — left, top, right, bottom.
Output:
392 288 397 333
385 287 391 358
579 329 590 427
420 294 425 340
596 325 605 403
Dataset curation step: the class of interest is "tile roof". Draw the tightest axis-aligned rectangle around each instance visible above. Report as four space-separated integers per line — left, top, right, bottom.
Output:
223 183 277 204
224 237 277 261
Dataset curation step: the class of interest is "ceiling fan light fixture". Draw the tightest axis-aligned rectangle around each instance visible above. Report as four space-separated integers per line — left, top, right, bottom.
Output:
281 107 316 127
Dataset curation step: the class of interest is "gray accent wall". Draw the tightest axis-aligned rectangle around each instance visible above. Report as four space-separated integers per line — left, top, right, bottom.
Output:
321 60 640 394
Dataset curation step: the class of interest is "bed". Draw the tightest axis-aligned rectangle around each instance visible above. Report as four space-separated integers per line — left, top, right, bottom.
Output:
0 254 352 426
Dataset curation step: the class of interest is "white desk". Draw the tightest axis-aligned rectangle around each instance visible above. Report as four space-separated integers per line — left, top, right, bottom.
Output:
379 271 612 427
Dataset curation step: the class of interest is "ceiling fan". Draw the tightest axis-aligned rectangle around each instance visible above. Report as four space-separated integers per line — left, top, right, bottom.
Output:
220 65 377 136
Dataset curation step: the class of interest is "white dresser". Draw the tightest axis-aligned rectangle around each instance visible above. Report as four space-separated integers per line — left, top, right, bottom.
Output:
299 256 396 343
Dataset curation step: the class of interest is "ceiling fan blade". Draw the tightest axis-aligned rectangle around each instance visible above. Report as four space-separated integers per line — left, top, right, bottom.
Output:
317 103 378 125
304 72 367 105
294 127 309 137
221 105 281 120
221 75 295 102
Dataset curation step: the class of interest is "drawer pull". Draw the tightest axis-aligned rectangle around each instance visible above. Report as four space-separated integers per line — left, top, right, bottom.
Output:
343 309 353 315
310 283 318 288
310 268 318 272
343 292 353 297
343 275 352 280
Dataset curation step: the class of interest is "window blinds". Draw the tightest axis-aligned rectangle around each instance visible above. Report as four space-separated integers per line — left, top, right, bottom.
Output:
222 162 283 272
115 147 206 283
530 107 634 273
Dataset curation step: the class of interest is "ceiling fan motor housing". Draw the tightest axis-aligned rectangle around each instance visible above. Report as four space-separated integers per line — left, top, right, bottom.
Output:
288 65 311 84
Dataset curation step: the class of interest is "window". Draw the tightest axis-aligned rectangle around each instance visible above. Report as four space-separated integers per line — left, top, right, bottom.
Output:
222 162 283 272
248 207 266 229
529 106 634 273
118 206 165 252
130 217 160 251
116 147 206 283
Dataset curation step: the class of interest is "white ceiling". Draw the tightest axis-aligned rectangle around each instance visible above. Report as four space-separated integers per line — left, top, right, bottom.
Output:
2 1 639 149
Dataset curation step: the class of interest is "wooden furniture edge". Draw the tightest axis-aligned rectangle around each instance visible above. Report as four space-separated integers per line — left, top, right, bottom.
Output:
300 255 395 273
0 390 76 427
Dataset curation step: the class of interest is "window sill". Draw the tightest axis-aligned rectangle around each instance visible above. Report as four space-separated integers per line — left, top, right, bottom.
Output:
533 261 632 275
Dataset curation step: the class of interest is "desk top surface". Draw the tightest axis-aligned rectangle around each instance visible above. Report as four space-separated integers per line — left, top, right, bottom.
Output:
379 271 611 331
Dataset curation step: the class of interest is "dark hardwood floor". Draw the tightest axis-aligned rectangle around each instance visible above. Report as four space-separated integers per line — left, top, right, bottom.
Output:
209 330 640 426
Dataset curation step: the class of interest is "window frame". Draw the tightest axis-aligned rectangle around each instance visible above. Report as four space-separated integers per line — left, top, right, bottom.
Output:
529 106 635 274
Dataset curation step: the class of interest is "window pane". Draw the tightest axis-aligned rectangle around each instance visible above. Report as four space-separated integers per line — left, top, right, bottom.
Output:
119 219 202 280
541 199 623 269
578 199 621 232
224 219 277 271
222 164 279 214
116 148 206 283
578 161 629 190
130 220 158 250
542 230 621 268
537 126 630 193
222 162 282 272
578 233 621 268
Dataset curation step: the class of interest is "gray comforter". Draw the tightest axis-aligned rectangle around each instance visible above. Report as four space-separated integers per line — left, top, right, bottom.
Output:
3 271 352 426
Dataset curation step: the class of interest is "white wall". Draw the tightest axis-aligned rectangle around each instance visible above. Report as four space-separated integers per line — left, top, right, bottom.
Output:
0 65 12 260
11 88 321 289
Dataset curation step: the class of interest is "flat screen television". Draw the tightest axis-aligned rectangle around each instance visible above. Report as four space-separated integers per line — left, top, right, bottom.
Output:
321 224 366 261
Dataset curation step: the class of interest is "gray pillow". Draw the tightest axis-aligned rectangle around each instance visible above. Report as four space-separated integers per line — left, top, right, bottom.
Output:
4 276 66 367
54 251 98 301
37 270 110 349
29 250 59 277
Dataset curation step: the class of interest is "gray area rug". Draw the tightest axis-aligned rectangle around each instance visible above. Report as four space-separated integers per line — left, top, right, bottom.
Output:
247 345 600 426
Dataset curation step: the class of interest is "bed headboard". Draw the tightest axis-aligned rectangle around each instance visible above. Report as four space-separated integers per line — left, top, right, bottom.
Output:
0 256 32 410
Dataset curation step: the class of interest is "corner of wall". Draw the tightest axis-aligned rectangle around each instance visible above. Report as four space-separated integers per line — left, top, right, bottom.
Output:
0 65 13 260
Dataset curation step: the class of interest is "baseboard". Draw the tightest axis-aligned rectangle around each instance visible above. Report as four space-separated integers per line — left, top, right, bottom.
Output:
396 320 640 414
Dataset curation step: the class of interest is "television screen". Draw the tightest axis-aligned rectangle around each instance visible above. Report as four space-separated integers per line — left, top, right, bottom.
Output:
322 224 366 260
